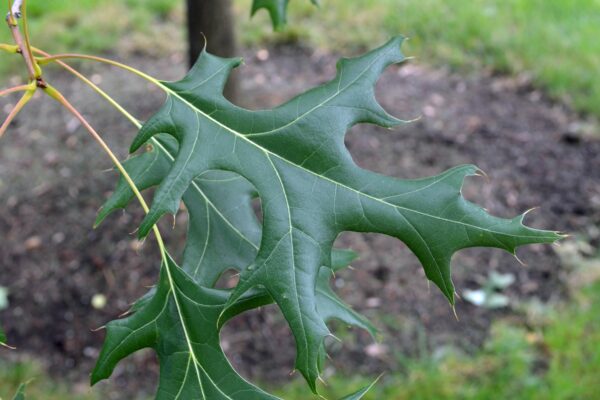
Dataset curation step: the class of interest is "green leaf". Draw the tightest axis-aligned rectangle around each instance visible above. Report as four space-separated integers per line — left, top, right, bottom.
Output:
96 135 261 287
127 36 560 390
99 136 367 298
0 322 13 350
251 0 318 30
95 142 373 398
93 255 361 399
11 383 27 400
92 255 278 399
339 376 381 400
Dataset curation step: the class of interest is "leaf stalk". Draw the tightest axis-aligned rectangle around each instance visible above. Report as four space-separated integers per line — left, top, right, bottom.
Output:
37 53 163 90
31 48 143 129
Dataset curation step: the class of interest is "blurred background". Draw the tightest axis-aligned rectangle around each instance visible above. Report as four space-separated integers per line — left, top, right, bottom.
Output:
0 0 599 398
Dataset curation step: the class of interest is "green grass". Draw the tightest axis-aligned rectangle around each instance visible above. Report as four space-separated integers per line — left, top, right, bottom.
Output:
0 0 183 80
0 359 99 400
278 282 600 399
2 282 599 399
1 0 182 53
1 1 599 115
238 0 600 116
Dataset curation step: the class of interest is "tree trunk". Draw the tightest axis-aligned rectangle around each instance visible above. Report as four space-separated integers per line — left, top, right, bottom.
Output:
186 0 238 100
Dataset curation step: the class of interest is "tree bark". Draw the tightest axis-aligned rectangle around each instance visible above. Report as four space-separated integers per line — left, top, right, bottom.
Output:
186 0 238 100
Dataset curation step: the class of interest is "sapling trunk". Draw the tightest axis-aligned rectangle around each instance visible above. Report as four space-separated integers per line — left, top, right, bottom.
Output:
186 0 238 101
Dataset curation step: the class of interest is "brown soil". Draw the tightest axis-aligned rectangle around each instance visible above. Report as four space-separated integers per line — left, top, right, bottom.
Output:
0 45 599 397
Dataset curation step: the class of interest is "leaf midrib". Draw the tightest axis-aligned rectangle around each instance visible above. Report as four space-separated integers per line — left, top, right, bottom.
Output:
266 153 312 377
169 272 279 400
149 141 277 397
161 260 207 399
159 86 556 242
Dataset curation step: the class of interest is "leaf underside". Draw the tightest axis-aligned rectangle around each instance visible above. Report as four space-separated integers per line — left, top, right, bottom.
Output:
93 37 561 399
251 0 319 30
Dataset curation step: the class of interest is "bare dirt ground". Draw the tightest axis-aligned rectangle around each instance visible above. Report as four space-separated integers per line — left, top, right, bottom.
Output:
1 45 599 397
